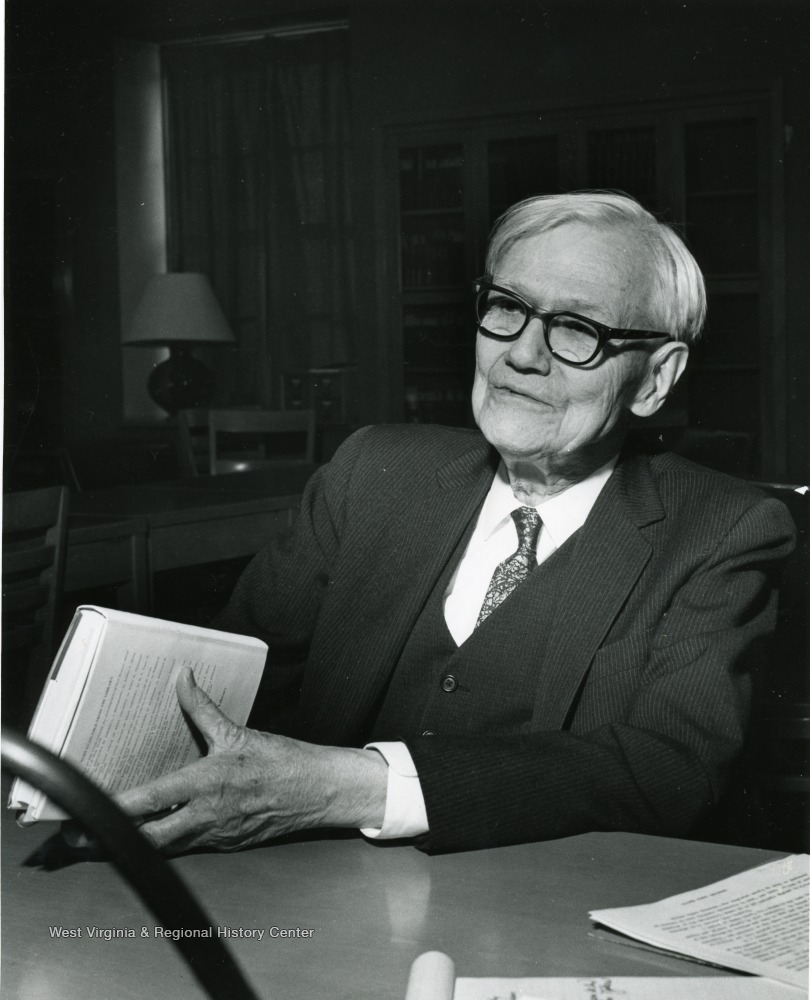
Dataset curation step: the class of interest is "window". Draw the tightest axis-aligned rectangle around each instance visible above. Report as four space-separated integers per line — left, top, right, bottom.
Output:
162 27 355 408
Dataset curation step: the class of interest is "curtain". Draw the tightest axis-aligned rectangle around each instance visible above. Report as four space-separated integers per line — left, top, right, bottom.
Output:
162 30 354 406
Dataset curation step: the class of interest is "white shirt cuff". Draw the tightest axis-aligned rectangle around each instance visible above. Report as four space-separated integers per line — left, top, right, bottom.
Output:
360 741 429 839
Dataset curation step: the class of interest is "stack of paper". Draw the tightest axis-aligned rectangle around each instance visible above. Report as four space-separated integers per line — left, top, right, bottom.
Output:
404 854 809 999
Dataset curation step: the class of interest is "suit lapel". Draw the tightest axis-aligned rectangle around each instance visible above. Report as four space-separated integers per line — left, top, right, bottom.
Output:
532 451 665 728
368 439 497 642
305 436 497 740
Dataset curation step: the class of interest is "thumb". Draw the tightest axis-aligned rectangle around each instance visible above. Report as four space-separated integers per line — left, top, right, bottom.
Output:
176 666 243 752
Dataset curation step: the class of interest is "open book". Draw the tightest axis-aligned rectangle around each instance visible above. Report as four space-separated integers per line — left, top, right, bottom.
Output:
8 606 267 824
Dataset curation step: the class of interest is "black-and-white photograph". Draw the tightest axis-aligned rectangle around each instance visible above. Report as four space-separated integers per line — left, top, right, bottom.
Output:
3 1 808 997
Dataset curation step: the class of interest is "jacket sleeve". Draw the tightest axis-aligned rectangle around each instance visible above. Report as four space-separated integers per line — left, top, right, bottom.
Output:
212 427 371 727
404 496 796 853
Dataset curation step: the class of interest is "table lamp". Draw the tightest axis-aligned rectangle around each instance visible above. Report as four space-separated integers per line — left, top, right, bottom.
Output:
123 273 235 416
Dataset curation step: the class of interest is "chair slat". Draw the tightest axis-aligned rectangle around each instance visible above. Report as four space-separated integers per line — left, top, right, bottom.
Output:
3 545 55 576
176 408 212 477
2 485 68 726
207 408 316 476
1 584 51 615
3 491 64 534
1 623 45 652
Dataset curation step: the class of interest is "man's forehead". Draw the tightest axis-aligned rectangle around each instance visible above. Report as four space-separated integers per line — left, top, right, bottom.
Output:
499 221 648 271
495 223 655 320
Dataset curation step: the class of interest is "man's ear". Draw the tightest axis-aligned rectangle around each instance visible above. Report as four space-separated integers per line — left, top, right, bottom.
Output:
630 341 689 419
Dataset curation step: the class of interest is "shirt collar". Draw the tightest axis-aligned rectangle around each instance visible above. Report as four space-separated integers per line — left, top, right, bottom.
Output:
477 456 618 549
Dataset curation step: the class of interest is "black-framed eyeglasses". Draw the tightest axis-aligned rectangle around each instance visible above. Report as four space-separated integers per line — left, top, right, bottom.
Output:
473 278 672 366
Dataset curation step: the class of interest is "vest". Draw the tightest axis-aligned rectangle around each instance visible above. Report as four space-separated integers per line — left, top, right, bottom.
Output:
369 525 580 742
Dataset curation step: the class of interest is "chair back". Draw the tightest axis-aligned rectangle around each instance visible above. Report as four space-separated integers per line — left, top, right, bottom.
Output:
5 447 82 492
758 484 808 697
674 428 755 478
176 408 212 477
2 485 68 725
752 483 809 850
207 409 316 475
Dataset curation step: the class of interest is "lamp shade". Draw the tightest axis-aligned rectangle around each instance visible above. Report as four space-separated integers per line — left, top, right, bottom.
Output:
123 273 235 346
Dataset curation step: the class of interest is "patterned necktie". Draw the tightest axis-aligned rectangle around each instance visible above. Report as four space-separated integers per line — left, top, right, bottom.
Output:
476 506 542 627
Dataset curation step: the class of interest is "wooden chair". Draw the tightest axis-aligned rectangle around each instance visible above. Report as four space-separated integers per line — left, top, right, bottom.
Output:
672 428 755 478
758 484 808 697
207 409 316 475
753 484 809 850
2 485 68 727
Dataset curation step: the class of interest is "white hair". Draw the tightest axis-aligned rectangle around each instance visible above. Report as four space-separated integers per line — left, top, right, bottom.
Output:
485 191 706 343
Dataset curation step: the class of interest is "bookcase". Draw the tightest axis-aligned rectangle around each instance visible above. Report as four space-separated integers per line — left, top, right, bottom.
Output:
682 117 763 459
385 87 784 478
396 145 473 426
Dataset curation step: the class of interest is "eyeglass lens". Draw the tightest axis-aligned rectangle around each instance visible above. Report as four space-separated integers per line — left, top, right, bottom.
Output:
476 288 600 363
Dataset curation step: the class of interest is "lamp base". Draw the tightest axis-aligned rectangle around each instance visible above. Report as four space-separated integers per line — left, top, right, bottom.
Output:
147 345 216 416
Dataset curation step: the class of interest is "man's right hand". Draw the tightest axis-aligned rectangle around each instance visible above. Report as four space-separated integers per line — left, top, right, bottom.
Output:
116 667 388 855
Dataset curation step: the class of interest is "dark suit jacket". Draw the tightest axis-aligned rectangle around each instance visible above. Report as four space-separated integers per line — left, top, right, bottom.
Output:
216 424 796 852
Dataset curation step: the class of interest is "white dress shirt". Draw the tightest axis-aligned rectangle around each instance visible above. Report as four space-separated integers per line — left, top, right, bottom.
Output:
362 456 617 840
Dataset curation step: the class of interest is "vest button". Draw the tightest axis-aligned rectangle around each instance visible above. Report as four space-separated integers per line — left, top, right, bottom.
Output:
440 674 457 693
422 730 436 736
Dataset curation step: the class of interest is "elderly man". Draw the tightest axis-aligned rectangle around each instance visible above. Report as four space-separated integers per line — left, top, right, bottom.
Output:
120 192 794 854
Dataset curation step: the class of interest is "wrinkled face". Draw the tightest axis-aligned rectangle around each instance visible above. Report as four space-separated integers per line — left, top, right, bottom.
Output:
472 222 660 465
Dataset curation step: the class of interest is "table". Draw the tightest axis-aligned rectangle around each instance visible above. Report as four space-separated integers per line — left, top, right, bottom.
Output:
64 466 317 614
1 800 786 1000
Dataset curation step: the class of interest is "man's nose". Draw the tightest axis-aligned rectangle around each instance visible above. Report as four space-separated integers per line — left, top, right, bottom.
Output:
505 317 552 374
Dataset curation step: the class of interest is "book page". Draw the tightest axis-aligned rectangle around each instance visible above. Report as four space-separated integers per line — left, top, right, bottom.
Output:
405 953 806 1000
452 976 803 1000
589 855 809 989
62 615 265 793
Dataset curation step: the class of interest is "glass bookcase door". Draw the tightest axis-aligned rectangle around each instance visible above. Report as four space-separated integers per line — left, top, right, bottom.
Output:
399 145 466 289
586 125 658 210
387 98 779 477
487 135 560 226
398 142 474 425
683 116 762 473
402 301 473 425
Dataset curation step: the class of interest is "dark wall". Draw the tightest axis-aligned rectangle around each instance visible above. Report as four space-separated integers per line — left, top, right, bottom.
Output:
6 0 809 482
6 4 123 482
